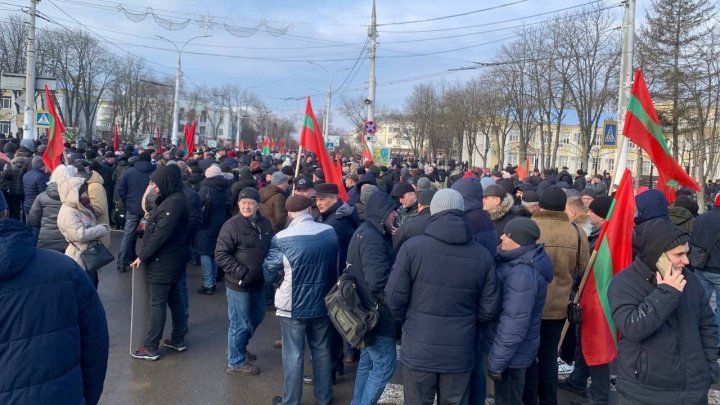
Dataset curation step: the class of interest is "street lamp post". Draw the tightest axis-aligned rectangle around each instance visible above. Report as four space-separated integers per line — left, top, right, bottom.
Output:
157 34 209 146
306 62 351 142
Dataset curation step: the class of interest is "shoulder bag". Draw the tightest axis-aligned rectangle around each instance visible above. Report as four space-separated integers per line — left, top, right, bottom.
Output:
71 240 115 272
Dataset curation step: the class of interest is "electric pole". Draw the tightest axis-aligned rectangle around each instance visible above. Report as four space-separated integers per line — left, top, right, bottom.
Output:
612 0 635 186
365 0 377 153
22 0 38 148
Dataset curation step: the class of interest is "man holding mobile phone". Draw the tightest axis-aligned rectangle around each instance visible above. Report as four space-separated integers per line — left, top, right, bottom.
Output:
608 219 719 404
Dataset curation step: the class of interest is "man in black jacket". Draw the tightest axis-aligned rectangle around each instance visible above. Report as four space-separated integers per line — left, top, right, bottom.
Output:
609 219 719 404
392 189 434 252
131 165 189 361
690 193 720 349
215 187 273 375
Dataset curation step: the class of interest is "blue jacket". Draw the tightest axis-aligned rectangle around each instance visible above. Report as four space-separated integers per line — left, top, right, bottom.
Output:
22 167 49 212
385 209 500 373
195 176 231 255
488 244 553 373
451 177 499 252
0 220 109 405
263 214 338 319
118 160 155 216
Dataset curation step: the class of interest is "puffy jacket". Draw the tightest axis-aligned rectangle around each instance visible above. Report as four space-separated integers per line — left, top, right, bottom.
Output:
22 167 48 213
346 191 398 338
609 219 719 404
2 156 26 195
137 166 189 283
385 209 499 373
57 177 109 271
259 184 288 233
451 177 499 252
195 176 231 256
263 214 338 319
319 200 359 274
488 244 553 373
532 210 589 319
215 212 274 293
27 182 67 252
0 220 109 405
118 160 155 216
691 208 720 273
86 171 110 248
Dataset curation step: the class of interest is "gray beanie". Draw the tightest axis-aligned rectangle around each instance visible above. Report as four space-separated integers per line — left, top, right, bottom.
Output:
360 184 380 205
271 171 289 185
31 156 44 170
430 188 464 215
417 177 432 192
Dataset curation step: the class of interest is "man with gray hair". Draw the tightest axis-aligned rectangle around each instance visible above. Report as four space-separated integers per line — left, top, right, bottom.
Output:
386 188 499 404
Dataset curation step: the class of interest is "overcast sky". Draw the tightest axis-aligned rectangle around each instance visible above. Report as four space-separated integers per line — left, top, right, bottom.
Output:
18 0 652 131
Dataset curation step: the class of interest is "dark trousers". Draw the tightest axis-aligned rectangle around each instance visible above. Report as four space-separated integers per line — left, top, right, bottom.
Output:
403 367 471 405
523 319 565 405
494 368 526 405
144 281 187 351
329 325 344 373
85 270 99 289
568 326 610 404
6 193 22 220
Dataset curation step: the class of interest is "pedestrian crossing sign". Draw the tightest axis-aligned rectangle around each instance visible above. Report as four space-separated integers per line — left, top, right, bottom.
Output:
36 110 51 128
602 120 617 149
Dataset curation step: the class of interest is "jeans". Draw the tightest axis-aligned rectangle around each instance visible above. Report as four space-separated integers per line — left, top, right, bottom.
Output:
145 281 187 351
494 368 526 405
178 269 189 324
227 289 265 368
469 328 489 405
523 319 565 405
200 255 217 288
281 316 332 405
351 336 397 405
403 368 471 405
118 212 140 268
568 327 610 404
695 270 720 346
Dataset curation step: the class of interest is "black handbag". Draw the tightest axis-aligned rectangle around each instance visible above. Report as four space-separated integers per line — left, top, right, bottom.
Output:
73 240 115 272
567 223 583 324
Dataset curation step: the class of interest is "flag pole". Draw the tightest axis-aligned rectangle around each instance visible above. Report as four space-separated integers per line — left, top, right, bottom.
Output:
557 249 599 353
292 144 303 195
611 0 635 187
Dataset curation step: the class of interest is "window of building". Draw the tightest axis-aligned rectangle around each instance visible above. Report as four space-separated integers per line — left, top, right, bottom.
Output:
573 132 581 144
218 128 224 136
561 132 570 144
641 161 651 175
392 127 401 133
626 160 634 170
508 154 518 165
558 156 568 168
200 111 207 123
0 121 10 135
1 96 11 109
509 129 519 143
606 158 615 172
198 126 206 135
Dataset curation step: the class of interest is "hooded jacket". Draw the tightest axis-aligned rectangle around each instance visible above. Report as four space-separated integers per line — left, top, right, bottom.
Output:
22 167 49 213
0 220 109 405
451 177 499 252
668 206 695 236
385 209 499 373
259 184 288 233
691 208 720 273
488 194 516 239
633 189 670 258
2 156 26 195
86 171 110 248
27 182 67 252
319 200 359 275
609 220 719 404
346 191 399 338
57 177 109 271
118 160 155 216
195 175 231 256
137 166 189 283
488 244 553 373
392 207 430 252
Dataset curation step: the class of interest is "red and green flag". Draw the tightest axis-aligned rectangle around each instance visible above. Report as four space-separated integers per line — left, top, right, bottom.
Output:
299 96 349 201
516 156 530 179
360 134 374 163
113 123 120 152
623 69 700 203
179 120 196 160
262 137 270 155
580 168 635 366
42 85 66 171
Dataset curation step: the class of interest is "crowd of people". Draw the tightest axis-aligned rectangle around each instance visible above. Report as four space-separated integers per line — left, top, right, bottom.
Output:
1 133 720 405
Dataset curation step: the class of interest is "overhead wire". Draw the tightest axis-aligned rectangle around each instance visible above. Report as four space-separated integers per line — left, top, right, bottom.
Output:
377 0 528 26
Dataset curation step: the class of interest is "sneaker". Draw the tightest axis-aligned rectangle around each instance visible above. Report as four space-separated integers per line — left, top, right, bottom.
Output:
162 339 187 352
272 396 283 405
558 358 575 376
245 351 257 361
226 363 261 375
303 374 314 385
132 345 159 361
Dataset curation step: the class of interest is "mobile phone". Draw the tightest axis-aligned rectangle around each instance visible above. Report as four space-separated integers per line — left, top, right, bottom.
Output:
656 253 672 278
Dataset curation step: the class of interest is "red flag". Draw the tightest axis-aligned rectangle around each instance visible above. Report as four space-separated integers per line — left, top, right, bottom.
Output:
516 157 530 179
269 139 275 151
239 140 244 150
113 123 120 152
182 120 196 161
623 69 700 203
299 97 349 201
335 153 343 178
360 135 374 163
580 168 635 365
42 85 65 171
278 140 285 154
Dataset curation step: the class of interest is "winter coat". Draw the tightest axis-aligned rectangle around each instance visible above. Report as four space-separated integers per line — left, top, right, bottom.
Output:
609 220 719 404
22 167 49 213
118 160 155 216
195 176 231 256
392 207 430 252
633 190 671 258
112 159 127 203
136 167 189 284
536 175 556 196
573 175 586 192
184 185 203 238
346 191 398 338
263 214 338 319
691 208 720 273
319 200 359 274
57 177 109 271
259 184 288 234
0 220 109 405
86 171 110 248
532 210 589 319
557 171 573 185
2 156 26 195
669 206 695 236
215 212 274 293
27 182 67 252
488 194 516 239
451 176 499 252
487 244 553 373
385 209 499 373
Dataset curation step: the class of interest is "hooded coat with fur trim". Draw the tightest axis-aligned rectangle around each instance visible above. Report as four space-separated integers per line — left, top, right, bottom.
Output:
488 194 516 239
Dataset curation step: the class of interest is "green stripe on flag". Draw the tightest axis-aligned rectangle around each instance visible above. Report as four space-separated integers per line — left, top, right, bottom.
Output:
594 237 617 346
626 95 672 157
304 115 315 131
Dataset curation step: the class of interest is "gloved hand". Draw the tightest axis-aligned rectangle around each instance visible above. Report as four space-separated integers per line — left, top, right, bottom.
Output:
487 370 503 383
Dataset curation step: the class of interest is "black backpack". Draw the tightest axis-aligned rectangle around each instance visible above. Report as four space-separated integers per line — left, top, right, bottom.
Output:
325 269 379 349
